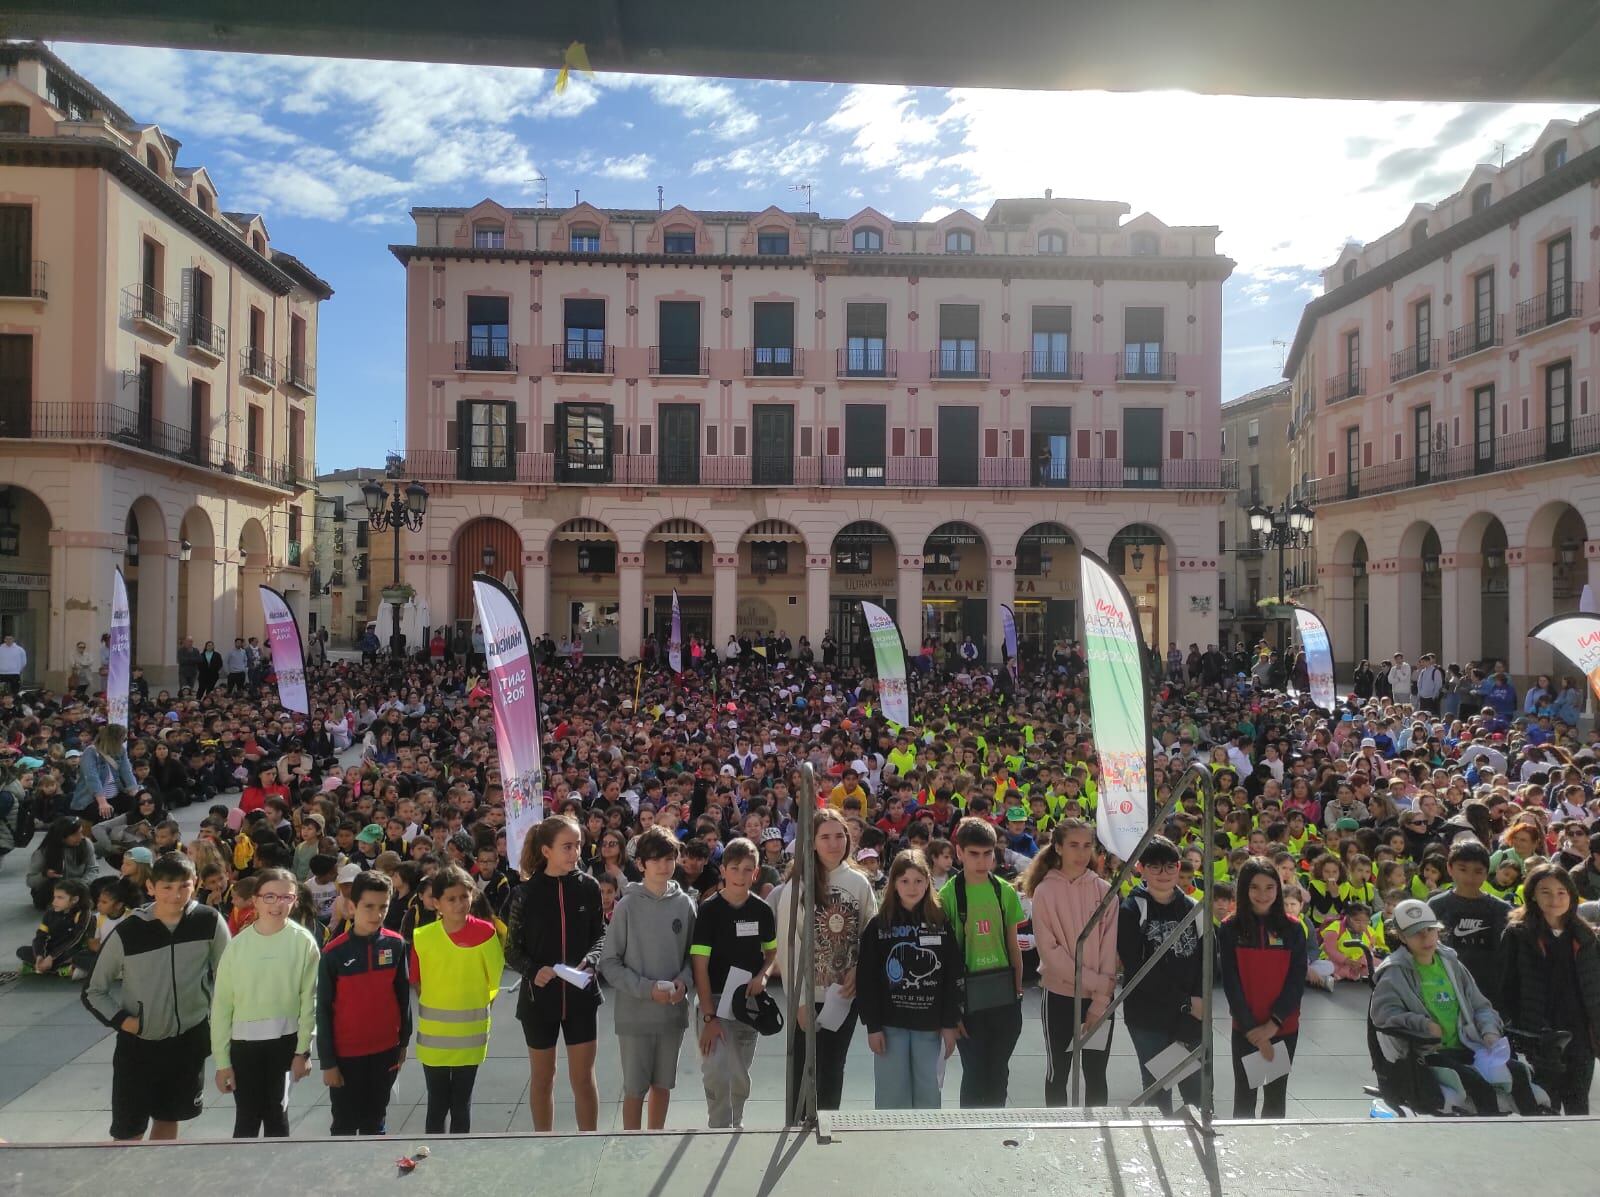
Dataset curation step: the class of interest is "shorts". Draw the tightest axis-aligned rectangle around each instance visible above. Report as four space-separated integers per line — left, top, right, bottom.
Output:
520 1002 599 1050
618 1029 685 1098
110 1022 211 1140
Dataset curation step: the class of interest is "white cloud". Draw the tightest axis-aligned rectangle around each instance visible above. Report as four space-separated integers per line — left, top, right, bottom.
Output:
604 73 760 140
691 138 825 179
597 153 654 181
232 146 410 221
824 85 943 171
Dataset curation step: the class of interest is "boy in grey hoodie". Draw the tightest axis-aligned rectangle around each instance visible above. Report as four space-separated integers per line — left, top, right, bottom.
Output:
599 826 697 1129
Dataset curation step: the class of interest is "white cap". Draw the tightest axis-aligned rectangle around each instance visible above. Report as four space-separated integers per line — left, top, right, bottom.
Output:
336 863 362 884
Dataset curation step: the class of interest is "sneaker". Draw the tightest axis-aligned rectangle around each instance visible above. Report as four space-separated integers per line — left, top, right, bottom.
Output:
71 967 90 981
57 965 76 978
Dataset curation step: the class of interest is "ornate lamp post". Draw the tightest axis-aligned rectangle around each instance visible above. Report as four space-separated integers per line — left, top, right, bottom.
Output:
362 453 428 659
1247 498 1315 651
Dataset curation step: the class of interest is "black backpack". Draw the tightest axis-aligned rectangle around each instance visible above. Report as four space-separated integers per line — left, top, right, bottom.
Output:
0 787 35 848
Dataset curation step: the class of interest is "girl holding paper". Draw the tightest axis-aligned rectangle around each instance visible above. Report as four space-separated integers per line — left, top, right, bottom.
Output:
1218 858 1306 1118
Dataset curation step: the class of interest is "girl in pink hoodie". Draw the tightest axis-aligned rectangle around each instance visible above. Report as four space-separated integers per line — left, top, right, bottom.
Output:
1022 819 1119 1106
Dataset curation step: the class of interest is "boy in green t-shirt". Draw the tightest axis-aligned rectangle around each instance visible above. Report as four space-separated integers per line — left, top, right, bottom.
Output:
939 816 1024 1108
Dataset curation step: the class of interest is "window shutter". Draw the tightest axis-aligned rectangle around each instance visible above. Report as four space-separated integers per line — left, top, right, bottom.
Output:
706 424 718 455
1105 430 1118 458
542 422 556 453
918 428 932 456
1393 432 1402 460
515 422 526 452
1169 430 1183 459
1032 305 1071 334
939 304 979 340
733 424 747 456
826 426 840 455
454 400 469 454
846 303 887 338
800 425 813 457
984 427 999 457
1125 307 1164 342
1326 450 1335 475
1012 428 1025 457
1077 429 1091 458
639 424 652 455
447 419 458 452
1521 396 1530 429
1363 441 1373 466
892 426 906 457
753 302 794 347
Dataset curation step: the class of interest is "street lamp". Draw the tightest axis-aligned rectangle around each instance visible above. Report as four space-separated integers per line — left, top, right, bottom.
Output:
179 538 192 562
482 544 497 572
1247 496 1316 650
362 454 428 660
1130 545 1147 573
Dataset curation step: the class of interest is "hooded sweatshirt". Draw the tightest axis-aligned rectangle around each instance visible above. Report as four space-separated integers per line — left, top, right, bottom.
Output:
1370 943 1501 1057
1030 867 1117 1012
598 879 698 1034
1116 885 1204 1036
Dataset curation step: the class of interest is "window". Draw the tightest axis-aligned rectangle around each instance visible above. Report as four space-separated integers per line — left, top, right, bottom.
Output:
945 229 975 254
1030 406 1070 486
937 304 980 376
45 71 93 121
555 402 613 482
569 226 600 252
852 227 883 253
657 301 702 375
1544 140 1568 173
834 544 872 573
576 543 616 574
845 303 888 375
1547 360 1572 459
289 314 308 381
144 145 165 176
563 298 606 370
1123 307 1165 377
1414 404 1433 481
663 229 696 254
1547 234 1572 317
1218 521 1227 554
472 222 504 250
664 542 703 574
1246 418 1260 444
1345 425 1360 495
190 268 215 347
188 380 209 460
195 188 213 216
1414 298 1431 367
1473 384 1495 472
752 302 795 376
251 232 266 255
246 403 263 464
0 205 34 298
1248 464 1260 502
752 543 789 575
1473 269 1495 345
1037 229 1066 255
0 104 27 134
844 403 887 483
1344 329 1360 386
458 399 513 478
466 295 511 368
1342 260 1357 285
757 230 789 255
1030 305 1072 376
0 333 30 437
1130 231 1159 256
1410 221 1428 249
1471 183 1492 214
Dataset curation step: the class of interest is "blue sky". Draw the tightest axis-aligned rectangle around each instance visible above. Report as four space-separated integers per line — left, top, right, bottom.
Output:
52 42 1593 471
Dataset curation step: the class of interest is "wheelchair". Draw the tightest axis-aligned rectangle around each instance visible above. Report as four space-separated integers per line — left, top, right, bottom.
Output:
1364 1017 1567 1116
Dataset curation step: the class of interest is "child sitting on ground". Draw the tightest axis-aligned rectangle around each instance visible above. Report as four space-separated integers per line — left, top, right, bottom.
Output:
1322 902 1385 982
17 878 92 977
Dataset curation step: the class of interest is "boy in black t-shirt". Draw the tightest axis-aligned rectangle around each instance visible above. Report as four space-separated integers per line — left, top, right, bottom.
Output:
690 837 776 1129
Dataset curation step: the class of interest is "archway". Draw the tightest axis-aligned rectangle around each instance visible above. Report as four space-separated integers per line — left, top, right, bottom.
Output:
829 520 897 666
645 518 713 653
178 506 216 650
126 496 168 670
550 518 620 655
923 521 989 662
1014 522 1080 663
237 517 269 643
1477 516 1509 667
1526 502 1588 677
1109 523 1169 649
453 517 523 629
1397 520 1442 661
0 485 52 686
738 519 806 650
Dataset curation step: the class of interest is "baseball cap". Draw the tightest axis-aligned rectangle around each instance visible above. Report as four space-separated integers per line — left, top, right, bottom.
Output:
760 828 784 844
856 848 879 861
1390 899 1442 937
127 846 155 866
356 823 385 844
1360 737 1377 748
1005 806 1028 822
730 982 785 1036
336 863 363 884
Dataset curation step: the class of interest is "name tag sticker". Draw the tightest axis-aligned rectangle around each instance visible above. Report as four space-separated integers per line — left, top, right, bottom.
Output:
736 921 760 937
919 934 943 947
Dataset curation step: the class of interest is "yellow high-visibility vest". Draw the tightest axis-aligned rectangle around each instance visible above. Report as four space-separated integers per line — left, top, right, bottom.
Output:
412 918 505 1067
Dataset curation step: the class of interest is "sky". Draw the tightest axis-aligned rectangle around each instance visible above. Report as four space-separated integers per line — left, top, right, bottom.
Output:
50 41 1594 471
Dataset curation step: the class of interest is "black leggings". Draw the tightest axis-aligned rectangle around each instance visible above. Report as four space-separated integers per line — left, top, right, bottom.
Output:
1230 1028 1298 1118
422 1063 479 1134
1535 1040 1597 1116
787 1003 858 1115
230 1034 297 1138
1041 991 1109 1107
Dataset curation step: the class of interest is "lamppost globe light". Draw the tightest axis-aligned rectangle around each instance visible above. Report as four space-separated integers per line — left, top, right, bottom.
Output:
361 479 386 518
405 480 428 516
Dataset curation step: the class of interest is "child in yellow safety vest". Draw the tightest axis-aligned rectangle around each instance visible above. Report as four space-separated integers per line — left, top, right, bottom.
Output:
1321 903 1385 982
408 863 505 1135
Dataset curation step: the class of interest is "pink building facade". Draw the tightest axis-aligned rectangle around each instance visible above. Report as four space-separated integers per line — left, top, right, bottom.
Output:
393 194 1234 662
1287 112 1600 679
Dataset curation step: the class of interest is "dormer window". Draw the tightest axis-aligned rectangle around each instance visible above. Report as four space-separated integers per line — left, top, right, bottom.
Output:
0 104 28 135
1410 221 1428 249
145 146 165 176
473 221 504 250
569 226 600 252
252 232 266 255
852 227 883 253
663 229 696 254
757 229 789 255
1037 229 1066 255
1130 232 1159 256
1342 260 1358 285
1544 139 1568 173
1472 183 1492 214
196 188 213 216
945 229 975 254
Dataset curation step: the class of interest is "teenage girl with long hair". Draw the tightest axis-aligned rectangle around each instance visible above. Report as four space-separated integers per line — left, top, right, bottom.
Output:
1218 859 1306 1118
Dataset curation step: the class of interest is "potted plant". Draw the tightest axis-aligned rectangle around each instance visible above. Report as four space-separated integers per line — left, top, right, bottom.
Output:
380 582 415 605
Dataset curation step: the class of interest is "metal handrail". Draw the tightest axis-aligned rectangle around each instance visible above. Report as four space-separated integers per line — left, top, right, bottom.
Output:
1070 762 1217 1130
783 762 819 1130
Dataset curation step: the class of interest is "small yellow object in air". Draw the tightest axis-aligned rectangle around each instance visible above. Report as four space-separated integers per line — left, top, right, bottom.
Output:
555 41 594 94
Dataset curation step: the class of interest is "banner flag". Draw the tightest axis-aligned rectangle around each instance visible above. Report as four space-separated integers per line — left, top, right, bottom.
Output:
472 572 547 869
1530 612 1600 704
107 568 131 728
259 586 310 714
668 589 683 673
1001 603 1019 679
1080 550 1152 860
1291 606 1337 713
861 601 910 727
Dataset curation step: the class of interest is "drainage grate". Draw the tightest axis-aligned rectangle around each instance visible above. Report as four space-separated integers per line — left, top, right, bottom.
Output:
820 1106 1164 1133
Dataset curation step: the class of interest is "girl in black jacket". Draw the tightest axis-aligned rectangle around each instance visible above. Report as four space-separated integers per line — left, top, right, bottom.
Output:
148 740 192 808
504 814 607 1132
1499 863 1600 1114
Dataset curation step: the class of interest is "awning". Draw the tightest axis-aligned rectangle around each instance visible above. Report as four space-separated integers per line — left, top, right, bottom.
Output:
648 519 712 543
742 520 804 544
552 518 616 543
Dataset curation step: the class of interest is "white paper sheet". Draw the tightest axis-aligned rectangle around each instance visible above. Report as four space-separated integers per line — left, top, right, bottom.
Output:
552 963 593 989
1240 1046 1292 1089
1082 1016 1112 1051
1145 1041 1201 1089
936 1045 947 1089
716 967 754 1020
816 982 853 1032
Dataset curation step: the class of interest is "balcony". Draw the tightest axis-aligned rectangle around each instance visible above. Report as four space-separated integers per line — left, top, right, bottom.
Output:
836 347 896 379
649 346 709 377
240 346 276 388
1516 283 1584 336
1023 349 1084 381
0 260 47 302
1447 315 1503 361
0 400 302 488
1388 339 1439 383
283 356 316 395
744 347 804 378
121 283 179 340
553 342 614 375
1117 348 1177 382
930 347 990 380
1324 368 1366 404
1316 412 1600 502
186 314 226 363
455 338 518 372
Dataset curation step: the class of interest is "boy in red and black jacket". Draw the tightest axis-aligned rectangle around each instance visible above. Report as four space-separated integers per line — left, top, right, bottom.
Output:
317 870 412 1136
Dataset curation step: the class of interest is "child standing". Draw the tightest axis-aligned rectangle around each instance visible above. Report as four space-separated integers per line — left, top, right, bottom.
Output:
318 870 412 1135
941 816 1026 1108
599 825 697 1130
17 878 91 976
82 852 231 1141
1024 819 1117 1107
857 848 962 1109
690 836 776 1128
409 864 505 1134
210 866 320 1137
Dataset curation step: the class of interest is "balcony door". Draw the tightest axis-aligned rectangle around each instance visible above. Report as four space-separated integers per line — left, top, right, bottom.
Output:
1473 385 1495 474
658 403 700 484
844 403 885 484
456 399 513 480
1547 236 1572 322
1122 407 1163 487
0 333 30 437
0 206 31 298
564 298 605 371
752 405 794 485
937 406 979 486
466 295 511 369
555 402 613 483
1030 405 1070 486
1413 403 1432 483
1546 361 1571 461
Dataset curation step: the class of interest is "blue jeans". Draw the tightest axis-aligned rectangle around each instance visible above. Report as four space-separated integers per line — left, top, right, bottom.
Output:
873 1026 944 1109
1126 1023 1201 1116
